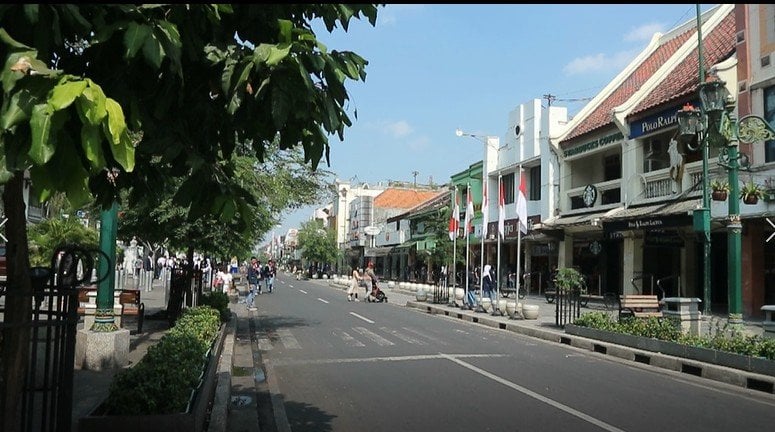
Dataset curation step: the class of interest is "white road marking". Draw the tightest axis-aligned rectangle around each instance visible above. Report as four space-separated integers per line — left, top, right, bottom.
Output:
317 298 329 304
333 328 365 347
299 289 307 294
352 326 394 346
277 329 301 349
440 353 626 432
269 353 506 367
379 326 425 345
401 327 448 346
349 312 374 324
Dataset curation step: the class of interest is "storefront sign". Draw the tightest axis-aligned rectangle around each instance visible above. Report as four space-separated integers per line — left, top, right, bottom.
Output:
629 101 698 139
603 214 691 233
563 131 624 158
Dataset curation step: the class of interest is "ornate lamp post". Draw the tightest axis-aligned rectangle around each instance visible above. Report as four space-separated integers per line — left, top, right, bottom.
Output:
677 75 775 322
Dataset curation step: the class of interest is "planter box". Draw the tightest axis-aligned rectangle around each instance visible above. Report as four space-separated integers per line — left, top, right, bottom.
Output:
564 324 775 377
79 323 227 432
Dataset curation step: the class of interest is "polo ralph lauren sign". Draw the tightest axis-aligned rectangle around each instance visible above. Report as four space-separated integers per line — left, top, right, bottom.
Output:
603 214 691 233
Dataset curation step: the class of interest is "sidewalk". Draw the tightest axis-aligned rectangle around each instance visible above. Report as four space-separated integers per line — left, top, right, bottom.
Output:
71 276 172 431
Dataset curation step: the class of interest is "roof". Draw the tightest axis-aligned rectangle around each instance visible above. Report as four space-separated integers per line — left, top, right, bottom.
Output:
628 10 735 119
373 188 442 209
560 29 694 145
386 190 450 223
604 199 701 220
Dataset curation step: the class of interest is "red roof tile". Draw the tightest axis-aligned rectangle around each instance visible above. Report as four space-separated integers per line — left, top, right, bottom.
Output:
561 23 695 145
373 188 441 209
628 11 735 119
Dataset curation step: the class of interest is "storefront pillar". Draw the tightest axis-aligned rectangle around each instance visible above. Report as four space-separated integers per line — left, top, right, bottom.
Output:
622 235 644 295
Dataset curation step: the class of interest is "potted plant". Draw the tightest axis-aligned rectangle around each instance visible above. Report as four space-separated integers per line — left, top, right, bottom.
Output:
710 179 729 201
553 267 586 294
740 179 765 205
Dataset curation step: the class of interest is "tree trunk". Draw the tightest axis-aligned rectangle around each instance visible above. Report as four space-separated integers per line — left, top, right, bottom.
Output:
0 174 33 432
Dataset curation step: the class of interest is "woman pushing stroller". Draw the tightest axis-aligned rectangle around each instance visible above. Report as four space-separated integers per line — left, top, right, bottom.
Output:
364 261 387 302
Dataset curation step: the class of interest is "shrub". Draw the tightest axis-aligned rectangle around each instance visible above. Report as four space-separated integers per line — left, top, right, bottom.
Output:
575 313 775 361
103 306 222 415
199 291 231 322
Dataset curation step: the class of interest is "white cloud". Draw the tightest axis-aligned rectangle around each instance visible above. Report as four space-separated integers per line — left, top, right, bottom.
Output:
624 23 665 42
378 4 424 27
563 49 639 76
383 120 413 138
408 136 430 152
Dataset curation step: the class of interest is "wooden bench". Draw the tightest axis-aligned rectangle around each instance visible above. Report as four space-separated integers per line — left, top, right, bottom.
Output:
619 294 662 320
76 287 145 333
119 289 145 334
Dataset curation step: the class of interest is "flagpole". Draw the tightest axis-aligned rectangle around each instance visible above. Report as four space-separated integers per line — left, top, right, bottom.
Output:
465 183 471 310
451 186 457 306
495 174 502 316
479 165 487 313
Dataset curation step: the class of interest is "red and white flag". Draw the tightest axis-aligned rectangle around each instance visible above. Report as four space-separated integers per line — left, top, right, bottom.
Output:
481 176 488 238
464 185 474 234
448 188 460 241
498 176 505 238
516 168 528 234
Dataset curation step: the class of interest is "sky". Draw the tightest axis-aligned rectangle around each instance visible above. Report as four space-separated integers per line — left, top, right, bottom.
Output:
273 3 715 240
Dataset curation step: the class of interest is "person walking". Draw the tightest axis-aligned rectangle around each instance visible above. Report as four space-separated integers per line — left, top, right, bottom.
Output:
264 259 276 293
482 264 495 303
347 266 362 302
364 261 378 299
246 257 260 311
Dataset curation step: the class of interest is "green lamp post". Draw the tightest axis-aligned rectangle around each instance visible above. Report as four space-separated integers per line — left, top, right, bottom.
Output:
678 78 775 323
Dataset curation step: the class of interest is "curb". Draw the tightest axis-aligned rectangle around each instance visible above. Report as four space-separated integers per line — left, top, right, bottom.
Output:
209 311 236 432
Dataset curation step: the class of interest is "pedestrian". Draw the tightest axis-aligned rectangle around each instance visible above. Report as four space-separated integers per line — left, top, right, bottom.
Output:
143 252 154 292
364 261 378 299
256 259 264 295
246 257 260 311
218 264 233 295
347 266 362 302
229 256 239 274
263 259 276 293
482 264 495 302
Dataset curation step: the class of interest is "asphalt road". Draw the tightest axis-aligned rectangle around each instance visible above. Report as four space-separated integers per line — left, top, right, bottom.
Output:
250 276 775 432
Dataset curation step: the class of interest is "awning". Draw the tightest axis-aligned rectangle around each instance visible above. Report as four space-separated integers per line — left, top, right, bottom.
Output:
601 199 700 232
364 246 394 257
604 199 701 220
393 240 418 250
539 209 612 228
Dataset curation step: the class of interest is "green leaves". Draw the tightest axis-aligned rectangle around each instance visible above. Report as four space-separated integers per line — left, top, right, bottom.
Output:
123 21 151 59
48 79 87 110
29 104 54 164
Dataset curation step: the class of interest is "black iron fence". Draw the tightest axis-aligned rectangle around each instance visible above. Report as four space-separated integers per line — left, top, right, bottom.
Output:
555 287 583 327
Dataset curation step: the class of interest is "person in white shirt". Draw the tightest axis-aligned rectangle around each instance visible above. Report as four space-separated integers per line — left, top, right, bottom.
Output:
220 266 233 294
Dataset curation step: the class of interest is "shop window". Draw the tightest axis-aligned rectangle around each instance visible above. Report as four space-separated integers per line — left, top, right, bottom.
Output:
765 85 775 163
601 188 620 205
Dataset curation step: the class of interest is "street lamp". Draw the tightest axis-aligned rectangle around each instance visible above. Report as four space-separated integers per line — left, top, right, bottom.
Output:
677 44 775 322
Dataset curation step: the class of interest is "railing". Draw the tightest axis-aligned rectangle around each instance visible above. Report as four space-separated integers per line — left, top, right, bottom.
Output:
630 272 655 295
555 286 583 327
656 274 680 299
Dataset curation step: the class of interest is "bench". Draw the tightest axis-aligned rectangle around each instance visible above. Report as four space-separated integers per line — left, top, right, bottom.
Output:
77 287 145 333
119 289 145 334
619 294 662 320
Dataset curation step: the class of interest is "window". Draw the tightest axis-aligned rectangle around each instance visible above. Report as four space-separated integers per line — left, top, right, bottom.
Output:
604 154 620 181
501 173 515 205
644 136 669 172
765 85 775 163
529 166 541 200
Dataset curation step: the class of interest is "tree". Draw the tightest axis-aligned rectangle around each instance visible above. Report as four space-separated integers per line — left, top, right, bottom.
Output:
0 5 379 429
297 220 338 269
27 217 99 267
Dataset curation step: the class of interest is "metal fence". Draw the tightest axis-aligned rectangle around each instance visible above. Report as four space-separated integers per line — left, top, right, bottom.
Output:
555 287 583 327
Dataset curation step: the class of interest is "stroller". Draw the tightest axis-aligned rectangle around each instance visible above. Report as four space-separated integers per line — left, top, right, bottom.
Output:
366 281 388 303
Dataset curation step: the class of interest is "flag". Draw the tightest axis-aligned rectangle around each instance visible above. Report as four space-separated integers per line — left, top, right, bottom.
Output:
481 175 489 238
516 168 528 234
498 176 505 238
464 185 474 234
448 188 460 241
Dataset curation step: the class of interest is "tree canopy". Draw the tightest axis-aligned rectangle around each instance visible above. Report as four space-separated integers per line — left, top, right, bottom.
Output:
297 219 339 267
0 4 380 430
